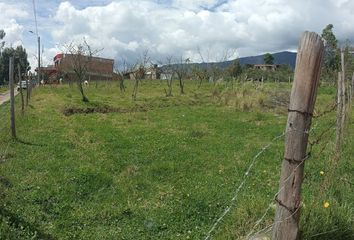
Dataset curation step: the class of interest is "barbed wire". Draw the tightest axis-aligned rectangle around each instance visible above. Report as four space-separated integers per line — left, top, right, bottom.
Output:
203 115 334 240
246 152 311 238
204 130 289 240
0 129 12 163
309 121 337 150
313 102 338 119
246 123 337 239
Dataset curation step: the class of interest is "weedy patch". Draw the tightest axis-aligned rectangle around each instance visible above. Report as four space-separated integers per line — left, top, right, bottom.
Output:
189 130 208 138
0 176 12 188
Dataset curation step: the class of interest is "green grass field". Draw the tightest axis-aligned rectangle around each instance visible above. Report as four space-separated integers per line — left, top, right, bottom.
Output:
0 80 353 239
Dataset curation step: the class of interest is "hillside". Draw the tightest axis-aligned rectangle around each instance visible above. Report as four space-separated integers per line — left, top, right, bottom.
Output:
217 51 297 69
162 51 297 71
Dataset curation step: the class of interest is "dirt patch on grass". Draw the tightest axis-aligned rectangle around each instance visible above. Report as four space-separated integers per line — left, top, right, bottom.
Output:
63 104 148 116
63 99 206 116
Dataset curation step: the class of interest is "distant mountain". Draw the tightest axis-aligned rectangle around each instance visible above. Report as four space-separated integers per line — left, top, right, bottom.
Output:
160 51 297 71
219 51 297 69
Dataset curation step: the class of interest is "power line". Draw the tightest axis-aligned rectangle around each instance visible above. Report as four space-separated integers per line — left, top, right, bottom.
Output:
32 0 39 36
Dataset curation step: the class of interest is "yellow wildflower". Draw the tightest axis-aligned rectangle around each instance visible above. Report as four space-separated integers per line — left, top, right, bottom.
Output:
323 201 330 208
320 171 324 176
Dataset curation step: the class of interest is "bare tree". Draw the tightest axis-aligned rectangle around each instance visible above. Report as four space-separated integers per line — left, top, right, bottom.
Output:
114 58 130 92
131 50 150 101
63 40 101 102
159 56 174 97
172 56 189 94
197 47 236 85
192 65 208 88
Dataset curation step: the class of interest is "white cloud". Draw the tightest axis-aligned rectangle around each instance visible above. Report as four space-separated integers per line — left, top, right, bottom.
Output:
0 2 29 47
2 0 354 69
171 0 222 10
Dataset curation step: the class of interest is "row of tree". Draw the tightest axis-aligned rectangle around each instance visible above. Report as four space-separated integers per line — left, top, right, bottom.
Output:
0 30 30 85
321 24 354 83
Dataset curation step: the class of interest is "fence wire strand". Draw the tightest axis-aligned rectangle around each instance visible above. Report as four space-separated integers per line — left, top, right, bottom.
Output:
204 131 287 240
246 119 337 239
205 109 338 240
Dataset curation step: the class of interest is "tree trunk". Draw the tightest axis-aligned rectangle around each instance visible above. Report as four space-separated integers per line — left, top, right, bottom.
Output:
78 80 89 102
179 78 184 94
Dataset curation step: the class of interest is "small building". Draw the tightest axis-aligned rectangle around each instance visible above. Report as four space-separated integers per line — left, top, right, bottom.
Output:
145 65 160 79
123 64 160 80
54 53 114 82
253 64 280 71
36 65 58 83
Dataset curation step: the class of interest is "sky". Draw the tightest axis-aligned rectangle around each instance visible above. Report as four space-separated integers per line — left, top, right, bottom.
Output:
1 0 354 70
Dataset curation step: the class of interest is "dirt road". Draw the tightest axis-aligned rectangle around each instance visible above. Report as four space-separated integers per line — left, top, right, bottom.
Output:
0 89 19 105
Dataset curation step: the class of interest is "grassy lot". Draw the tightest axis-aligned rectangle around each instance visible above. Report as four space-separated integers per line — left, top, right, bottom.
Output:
0 80 353 239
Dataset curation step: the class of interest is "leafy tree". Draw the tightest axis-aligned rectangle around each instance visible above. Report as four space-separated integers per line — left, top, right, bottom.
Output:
0 29 6 84
0 46 30 85
321 24 339 72
264 53 274 64
0 29 5 53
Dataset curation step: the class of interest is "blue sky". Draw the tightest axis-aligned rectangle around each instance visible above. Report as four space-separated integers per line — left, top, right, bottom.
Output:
1 0 354 69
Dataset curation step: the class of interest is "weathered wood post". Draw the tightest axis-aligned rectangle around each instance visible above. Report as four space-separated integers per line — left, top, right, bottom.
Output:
26 73 29 106
272 32 324 240
340 49 346 125
18 63 24 114
336 71 344 153
351 72 354 102
9 57 16 139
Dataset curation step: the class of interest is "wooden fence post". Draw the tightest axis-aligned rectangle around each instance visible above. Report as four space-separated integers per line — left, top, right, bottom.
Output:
26 73 29 106
351 72 354 102
272 31 324 240
340 49 346 124
18 63 24 113
9 56 16 139
336 72 343 153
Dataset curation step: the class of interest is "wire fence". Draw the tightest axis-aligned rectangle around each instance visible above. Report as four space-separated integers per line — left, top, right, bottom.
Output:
204 98 342 240
247 122 337 239
204 130 286 240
